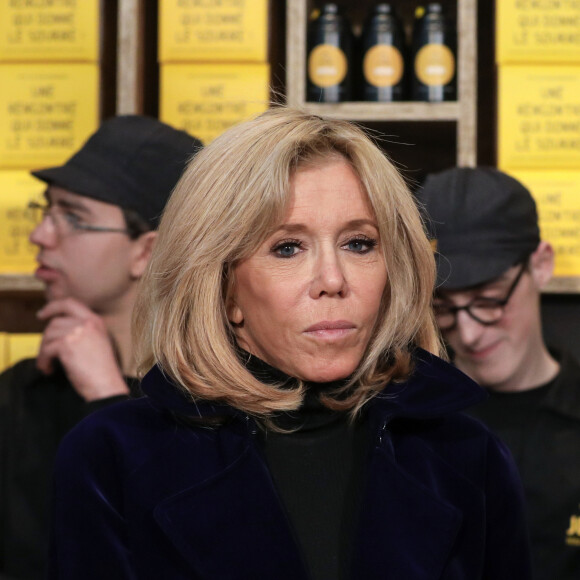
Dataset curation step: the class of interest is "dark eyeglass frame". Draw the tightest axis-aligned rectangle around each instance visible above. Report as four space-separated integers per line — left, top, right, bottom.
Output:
28 200 131 235
433 260 528 330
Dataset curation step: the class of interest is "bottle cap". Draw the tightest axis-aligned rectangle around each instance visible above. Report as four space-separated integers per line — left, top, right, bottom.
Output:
375 3 394 14
426 3 443 13
322 3 340 14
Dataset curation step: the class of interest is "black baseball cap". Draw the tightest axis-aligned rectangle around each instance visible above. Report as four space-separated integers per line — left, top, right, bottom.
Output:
416 167 540 289
32 115 203 229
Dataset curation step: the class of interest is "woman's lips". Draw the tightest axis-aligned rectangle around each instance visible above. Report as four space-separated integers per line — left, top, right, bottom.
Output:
304 321 356 339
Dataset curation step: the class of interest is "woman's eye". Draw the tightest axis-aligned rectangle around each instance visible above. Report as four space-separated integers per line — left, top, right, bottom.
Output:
272 240 302 258
343 237 377 254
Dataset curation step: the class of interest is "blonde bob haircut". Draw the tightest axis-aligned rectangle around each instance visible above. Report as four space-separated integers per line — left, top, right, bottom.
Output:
134 107 442 419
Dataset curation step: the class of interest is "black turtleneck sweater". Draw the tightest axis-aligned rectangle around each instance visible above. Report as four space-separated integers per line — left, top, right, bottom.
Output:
243 354 370 580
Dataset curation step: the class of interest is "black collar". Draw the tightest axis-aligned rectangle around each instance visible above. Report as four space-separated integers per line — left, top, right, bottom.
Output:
140 348 485 425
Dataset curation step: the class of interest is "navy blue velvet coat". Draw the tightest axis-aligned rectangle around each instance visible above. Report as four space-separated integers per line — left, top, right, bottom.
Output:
48 350 531 579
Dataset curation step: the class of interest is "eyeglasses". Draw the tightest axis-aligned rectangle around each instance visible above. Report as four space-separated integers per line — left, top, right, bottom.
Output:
433 261 528 330
28 201 131 236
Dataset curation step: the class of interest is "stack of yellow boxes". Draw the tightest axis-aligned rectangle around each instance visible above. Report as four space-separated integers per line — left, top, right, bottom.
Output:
497 2 580 282
0 0 101 365
0 332 43 374
159 0 270 145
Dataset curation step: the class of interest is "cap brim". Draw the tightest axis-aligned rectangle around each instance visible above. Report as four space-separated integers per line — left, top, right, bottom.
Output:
32 164 120 208
436 251 526 290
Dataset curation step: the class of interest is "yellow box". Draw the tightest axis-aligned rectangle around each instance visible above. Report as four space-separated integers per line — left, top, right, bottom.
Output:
0 333 7 373
0 0 99 62
0 63 99 169
159 0 268 62
0 171 45 274
508 170 580 278
498 65 580 170
7 333 42 366
160 63 270 144
497 1 580 64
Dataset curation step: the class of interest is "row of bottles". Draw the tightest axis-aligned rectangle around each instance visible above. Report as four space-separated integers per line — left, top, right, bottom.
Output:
307 2 457 103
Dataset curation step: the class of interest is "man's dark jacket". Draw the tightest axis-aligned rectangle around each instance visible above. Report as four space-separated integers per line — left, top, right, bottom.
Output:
48 350 532 579
0 359 135 580
468 351 580 580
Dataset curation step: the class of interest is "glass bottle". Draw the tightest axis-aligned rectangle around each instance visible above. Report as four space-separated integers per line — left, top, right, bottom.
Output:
411 3 457 102
360 3 407 101
307 3 353 102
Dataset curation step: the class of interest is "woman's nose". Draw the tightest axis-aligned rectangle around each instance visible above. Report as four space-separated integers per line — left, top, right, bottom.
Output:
309 249 347 298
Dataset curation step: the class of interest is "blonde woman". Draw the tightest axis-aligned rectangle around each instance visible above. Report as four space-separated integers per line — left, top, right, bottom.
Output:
49 108 531 579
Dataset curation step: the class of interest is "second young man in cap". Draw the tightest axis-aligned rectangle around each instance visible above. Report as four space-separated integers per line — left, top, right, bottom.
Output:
0 115 202 580
417 166 580 580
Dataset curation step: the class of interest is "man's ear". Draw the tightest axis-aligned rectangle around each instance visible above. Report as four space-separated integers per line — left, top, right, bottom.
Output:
129 231 157 279
529 241 554 290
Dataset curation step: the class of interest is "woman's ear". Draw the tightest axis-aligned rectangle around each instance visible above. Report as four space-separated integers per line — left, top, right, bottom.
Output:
529 241 554 290
225 271 244 325
129 231 157 279
227 299 244 326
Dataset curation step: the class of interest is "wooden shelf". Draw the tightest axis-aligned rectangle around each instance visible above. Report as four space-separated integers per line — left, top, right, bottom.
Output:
0 275 43 293
294 102 460 122
544 277 580 294
286 0 477 166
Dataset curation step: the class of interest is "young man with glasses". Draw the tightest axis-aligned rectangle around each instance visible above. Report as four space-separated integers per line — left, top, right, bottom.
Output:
417 166 580 580
0 115 202 579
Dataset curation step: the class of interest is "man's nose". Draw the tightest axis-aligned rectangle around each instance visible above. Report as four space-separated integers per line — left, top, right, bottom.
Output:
29 213 58 248
455 309 486 346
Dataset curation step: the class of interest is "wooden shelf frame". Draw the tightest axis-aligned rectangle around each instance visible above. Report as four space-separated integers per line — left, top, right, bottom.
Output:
544 277 580 294
117 0 146 115
285 101 461 121
0 275 43 293
0 272 573 294
286 0 478 166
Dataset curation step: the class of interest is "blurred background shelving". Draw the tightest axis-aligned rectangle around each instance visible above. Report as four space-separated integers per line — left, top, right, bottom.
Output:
1 0 578 361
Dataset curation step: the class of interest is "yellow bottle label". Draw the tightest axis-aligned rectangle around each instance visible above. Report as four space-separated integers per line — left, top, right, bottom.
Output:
364 45 403 87
415 44 455 86
308 44 347 88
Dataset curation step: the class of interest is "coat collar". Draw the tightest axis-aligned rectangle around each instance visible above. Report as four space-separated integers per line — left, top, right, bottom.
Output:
372 348 486 419
140 348 485 424
153 442 310 579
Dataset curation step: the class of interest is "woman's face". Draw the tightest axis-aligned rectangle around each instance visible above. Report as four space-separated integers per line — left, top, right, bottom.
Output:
229 157 388 383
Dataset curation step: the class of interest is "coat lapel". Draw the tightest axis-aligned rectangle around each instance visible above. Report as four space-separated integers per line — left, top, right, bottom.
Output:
351 437 480 580
153 440 309 580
